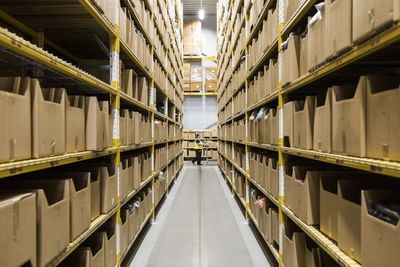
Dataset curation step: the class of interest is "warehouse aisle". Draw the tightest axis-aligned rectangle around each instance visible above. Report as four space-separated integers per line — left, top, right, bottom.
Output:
126 163 272 267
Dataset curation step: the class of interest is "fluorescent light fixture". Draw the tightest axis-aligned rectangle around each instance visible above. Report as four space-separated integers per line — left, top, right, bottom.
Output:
199 9 205 20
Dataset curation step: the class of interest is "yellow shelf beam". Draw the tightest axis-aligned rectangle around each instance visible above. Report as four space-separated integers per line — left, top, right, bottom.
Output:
0 27 116 95
184 92 218 96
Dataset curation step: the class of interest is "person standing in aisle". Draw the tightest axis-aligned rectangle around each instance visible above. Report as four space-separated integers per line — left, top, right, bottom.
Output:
192 133 203 165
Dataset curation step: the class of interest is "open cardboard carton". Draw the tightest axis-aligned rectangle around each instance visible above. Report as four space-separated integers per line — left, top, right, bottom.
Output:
283 219 306 267
85 96 109 151
81 231 106 267
0 77 31 163
353 0 400 43
1 179 70 267
361 189 400 267
0 192 36 267
293 96 315 150
366 76 400 161
31 80 66 158
100 218 116 267
313 88 332 153
332 77 366 157
66 95 85 153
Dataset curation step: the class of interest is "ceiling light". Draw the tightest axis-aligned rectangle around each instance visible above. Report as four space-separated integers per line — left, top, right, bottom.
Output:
199 9 205 20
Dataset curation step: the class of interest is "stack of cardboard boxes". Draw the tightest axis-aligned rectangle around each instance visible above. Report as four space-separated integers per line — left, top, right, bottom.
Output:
205 67 217 92
183 19 202 55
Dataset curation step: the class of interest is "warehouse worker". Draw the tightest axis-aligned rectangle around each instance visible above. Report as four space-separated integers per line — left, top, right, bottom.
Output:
192 133 203 165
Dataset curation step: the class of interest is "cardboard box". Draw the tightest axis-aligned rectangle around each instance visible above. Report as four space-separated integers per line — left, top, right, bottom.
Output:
271 207 279 247
366 76 400 161
32 80 66 158
313 88 332 152
85 97 109 151
81 232 106 267
66 95 85 153
120 109 128 146
293 96 315 150
269 154 279 199
101 219 116 267
282 34 300 86
0 192 36 267
51 172 91 241
137 77 148 105
120 209 129 256
205 67 217 82
283 102 294 147
0 77 31 163
132 155 141 190
320 172 338 240
3 179 70 267
308 7 326 70
286 166 320 225
361 190 400 267
325 0 352 59
88 169 101 221
283 220 306 267
332 78 366 156
353 0 400 43
270 108 278 145
299 35 309 77
127 111 140 145
120 159 131 201
205 82 217 92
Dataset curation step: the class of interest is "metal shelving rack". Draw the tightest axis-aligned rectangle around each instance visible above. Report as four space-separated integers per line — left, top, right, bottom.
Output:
216 0 400 266
0 0 184 266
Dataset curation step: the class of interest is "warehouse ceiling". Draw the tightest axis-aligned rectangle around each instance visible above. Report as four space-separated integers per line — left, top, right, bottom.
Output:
183 0 217 16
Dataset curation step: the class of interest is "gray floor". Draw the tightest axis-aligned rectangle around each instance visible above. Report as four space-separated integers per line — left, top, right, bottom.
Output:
127 162 272 267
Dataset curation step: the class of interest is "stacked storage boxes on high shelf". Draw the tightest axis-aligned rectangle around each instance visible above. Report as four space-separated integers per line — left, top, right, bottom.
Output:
217 0 400 266
0 0 184 265
183 65 218 92
184 130 219 160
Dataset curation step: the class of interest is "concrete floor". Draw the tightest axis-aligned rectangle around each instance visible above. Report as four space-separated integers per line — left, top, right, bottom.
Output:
126 162 273 267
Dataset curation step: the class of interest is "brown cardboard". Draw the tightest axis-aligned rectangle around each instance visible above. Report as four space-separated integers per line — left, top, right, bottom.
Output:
282 34 301 86
332 78 366 156
132 155 141 190
270 108 278 145
299 35 309 77
190 82 202 91
81 163 117 214
308 9 326 70
366 76 400 161
353 0 400 43
338 177 397 263
320 173 338 240
283 220 306 267
120 159 130 201
361 190 400 267
89 169 101 221
137 77 148 105
325 0 352 59
120 209 129 256
52 172 91 241
120 109 128 146
0 77 31 163
269 154 279 199
271 207 279 247
0 192 36 267
82 232 106 267
66 95 85 153
293 96 315 149
101 219 116 267
205 82 217 92
283 102 294 147
2 179 70 267
85 97 109 151
314 88 332 152
289 167 320 225
31 80 66 158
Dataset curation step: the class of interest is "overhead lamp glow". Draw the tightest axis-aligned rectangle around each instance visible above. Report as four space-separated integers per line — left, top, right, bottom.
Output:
199 9 205 20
